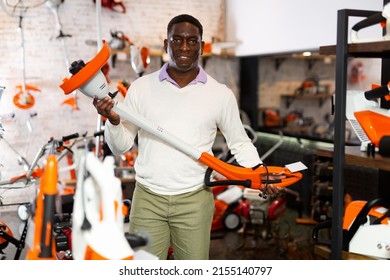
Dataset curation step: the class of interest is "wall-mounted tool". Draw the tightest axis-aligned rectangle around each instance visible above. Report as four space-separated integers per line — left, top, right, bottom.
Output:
46 0 79 110
93 0 126 14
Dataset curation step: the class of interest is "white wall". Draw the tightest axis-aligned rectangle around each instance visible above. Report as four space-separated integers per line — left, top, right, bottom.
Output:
226 0 384 56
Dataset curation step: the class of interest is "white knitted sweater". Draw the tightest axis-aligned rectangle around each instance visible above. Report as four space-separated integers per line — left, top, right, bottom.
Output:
105 69 262 195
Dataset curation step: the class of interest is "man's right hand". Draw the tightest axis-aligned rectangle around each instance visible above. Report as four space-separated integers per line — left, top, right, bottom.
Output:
93 96 121 125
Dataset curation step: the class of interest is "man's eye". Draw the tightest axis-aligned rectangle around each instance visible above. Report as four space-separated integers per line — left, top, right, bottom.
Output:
189 39 198 45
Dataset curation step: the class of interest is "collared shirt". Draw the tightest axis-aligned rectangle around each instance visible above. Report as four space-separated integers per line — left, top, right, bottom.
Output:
158 63 207 88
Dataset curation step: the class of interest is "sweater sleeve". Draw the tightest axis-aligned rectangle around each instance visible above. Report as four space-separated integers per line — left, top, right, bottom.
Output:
217 90 262 167
104 120 138 156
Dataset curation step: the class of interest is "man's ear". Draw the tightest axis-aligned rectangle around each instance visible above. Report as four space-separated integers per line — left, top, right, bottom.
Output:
164 39 168 53
200 41 205 55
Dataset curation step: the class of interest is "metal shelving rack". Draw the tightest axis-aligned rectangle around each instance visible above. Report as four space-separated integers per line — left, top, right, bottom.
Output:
320 4 390 259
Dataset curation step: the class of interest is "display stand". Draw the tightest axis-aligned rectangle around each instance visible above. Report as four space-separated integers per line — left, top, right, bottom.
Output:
319 6 390 259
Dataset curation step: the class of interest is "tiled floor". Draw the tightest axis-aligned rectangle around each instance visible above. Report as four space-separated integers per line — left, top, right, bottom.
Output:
209 209 316 260
0 206 316 260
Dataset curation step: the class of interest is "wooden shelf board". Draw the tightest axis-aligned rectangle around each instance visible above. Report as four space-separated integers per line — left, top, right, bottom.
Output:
320 40 390 57
280 93 332 100
317 146 390 172
314 245 377 260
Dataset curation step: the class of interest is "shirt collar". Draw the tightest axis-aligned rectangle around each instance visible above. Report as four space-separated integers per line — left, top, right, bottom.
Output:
159 63 207 88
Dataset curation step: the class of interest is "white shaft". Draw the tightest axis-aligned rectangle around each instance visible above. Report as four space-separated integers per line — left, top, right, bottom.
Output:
113 102 202 160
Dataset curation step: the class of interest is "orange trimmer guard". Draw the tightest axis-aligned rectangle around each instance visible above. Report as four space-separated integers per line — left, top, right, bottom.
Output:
199 152 303 190
60 40 111 94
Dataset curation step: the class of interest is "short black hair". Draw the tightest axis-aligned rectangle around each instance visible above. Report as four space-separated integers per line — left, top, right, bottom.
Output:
167 14 203 39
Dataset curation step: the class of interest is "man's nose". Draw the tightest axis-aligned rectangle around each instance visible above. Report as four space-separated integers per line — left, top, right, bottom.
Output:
179 39 190 50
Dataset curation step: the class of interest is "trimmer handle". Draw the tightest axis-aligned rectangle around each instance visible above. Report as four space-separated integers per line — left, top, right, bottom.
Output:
62 132 80 142
351 12 385 32
364 83 390 102
204 166 251 188
204 164 285 189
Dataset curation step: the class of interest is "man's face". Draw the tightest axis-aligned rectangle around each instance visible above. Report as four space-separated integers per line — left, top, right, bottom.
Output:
164 22 204 73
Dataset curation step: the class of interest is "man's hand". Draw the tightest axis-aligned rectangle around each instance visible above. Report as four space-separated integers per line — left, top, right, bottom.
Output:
263 184 283 196
261 172 287 196
93 96 121 125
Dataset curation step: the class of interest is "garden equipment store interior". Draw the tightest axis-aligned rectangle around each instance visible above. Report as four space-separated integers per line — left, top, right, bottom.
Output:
0 0 390 261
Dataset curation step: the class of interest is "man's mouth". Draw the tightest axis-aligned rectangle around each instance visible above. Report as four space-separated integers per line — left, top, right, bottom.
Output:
177 55 190 60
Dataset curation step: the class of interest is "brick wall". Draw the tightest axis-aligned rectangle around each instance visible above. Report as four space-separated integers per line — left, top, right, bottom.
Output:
0 0 226 81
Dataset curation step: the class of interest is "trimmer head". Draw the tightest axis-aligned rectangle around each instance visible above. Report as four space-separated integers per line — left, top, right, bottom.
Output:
60 40 111 99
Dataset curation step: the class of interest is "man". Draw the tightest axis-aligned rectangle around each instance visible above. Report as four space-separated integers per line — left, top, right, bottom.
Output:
93 14 279 260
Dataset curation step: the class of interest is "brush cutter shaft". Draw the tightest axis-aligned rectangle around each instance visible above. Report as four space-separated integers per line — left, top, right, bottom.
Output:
113 102 202 159
113 102 302 190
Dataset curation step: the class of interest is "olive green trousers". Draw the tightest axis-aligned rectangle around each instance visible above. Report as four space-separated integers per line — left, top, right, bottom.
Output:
129 182 214 260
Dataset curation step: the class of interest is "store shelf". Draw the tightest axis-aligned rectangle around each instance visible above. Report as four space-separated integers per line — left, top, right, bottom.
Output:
317 146 390 172
314 245 377 260
320 40 390 58
271 53 333 71
281 93 332 108
323 7 390 260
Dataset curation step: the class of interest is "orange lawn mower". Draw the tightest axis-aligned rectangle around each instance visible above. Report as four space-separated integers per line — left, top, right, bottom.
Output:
208 130 302 235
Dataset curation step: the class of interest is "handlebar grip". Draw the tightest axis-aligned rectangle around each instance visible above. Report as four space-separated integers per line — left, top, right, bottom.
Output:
62 132 80 142
93 130 104 137
124 232 148 249
364 85 389 101
311 219 332 246
261 178 282 184
204 167 251 188
108 91 118 99
351 12 385 31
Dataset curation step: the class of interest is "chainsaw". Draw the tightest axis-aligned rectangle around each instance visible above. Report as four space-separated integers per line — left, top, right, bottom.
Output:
342 198 390 259
313 198 390 259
